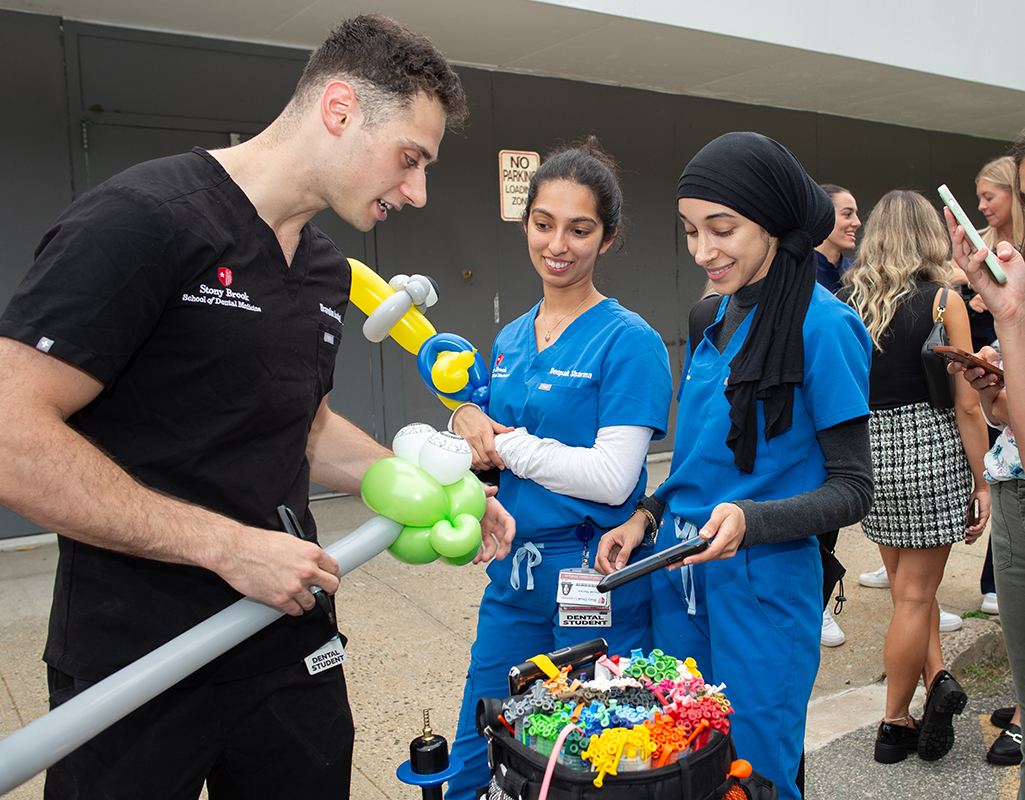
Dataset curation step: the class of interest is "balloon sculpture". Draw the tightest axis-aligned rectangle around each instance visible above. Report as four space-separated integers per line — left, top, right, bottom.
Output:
347 258 490 411
362 423 486 567
0 260 496 794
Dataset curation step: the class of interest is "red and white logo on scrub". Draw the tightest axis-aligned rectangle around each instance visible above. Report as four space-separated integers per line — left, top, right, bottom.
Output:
496 354 504 366
218 267 233 287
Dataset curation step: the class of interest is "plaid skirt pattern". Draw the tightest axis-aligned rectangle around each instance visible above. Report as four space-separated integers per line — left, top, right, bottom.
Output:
861 401 973 549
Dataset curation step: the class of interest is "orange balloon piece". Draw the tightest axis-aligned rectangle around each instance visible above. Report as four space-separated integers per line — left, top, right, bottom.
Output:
729 759 753 779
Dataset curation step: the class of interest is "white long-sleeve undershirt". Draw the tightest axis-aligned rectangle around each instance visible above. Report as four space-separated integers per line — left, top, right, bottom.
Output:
494 425 654 506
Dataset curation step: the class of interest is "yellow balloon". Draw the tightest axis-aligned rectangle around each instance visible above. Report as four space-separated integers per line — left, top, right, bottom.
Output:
347 258 436 355
431 350 475 393
391 307 437 355
348 258 392 315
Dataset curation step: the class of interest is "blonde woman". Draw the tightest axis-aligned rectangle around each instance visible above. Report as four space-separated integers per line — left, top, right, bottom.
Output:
840 190 990 763
978 156 1025 252
958 157 1025 350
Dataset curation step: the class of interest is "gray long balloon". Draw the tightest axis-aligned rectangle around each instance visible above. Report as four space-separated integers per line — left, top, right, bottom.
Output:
0 514 403 795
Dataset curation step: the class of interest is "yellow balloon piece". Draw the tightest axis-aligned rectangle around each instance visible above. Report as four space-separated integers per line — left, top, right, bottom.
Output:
431 350 476 394
347 258 437 355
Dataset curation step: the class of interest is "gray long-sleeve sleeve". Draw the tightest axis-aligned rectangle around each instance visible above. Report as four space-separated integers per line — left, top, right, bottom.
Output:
734 417 873 548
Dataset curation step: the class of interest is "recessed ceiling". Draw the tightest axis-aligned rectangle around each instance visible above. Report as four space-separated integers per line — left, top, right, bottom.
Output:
2 0 1021 141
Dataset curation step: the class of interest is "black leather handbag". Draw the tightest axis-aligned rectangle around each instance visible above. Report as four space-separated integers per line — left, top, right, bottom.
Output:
921 288 955 409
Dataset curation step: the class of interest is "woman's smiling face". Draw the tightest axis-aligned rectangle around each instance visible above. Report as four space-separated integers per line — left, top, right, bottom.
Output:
678 198 777 295
824 191 861 253
524 179 613 290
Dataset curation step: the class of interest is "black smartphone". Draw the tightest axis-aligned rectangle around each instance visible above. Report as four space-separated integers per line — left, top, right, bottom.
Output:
967 498 980 528
596 537 710 593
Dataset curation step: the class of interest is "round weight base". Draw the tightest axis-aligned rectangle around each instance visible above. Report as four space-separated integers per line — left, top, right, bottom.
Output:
396 754 464 787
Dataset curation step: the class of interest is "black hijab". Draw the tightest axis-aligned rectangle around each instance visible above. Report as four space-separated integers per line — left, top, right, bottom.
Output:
677 132 835 473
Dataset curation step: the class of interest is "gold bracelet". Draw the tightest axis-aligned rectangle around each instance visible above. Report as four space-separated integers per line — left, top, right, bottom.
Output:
637 508 658 548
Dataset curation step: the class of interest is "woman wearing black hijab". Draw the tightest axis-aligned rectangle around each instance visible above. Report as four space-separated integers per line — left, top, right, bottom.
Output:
597 132 874 800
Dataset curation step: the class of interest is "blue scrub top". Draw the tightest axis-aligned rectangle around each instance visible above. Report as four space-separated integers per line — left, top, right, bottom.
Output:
489 298 672 539
815 250 854 295
655 285 871 529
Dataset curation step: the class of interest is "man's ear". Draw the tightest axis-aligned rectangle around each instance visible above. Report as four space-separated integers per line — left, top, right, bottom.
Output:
320 81 358 136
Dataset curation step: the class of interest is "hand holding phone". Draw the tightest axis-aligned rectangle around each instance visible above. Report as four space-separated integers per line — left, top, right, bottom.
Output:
938 184 1007 283
967 498 980 528
596 537 709 593
933 345 1004 378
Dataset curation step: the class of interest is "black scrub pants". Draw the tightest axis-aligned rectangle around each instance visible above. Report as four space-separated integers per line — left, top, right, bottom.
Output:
44 658 354 800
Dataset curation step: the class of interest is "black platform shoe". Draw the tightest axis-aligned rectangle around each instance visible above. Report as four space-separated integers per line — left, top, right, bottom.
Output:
991 706 1016 729
875 718 920 763
917 669 967 761
987 723 1024 765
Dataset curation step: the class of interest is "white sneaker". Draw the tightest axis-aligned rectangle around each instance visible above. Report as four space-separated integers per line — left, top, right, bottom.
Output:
981 592 1000 615
938 606 963 632
859 566 890 589
821 608 845 647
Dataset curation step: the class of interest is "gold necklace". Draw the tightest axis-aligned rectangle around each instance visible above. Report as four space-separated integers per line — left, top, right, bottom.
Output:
541 287 596 342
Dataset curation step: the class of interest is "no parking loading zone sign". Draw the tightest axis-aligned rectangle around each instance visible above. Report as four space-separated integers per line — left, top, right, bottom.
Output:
499 150 540 221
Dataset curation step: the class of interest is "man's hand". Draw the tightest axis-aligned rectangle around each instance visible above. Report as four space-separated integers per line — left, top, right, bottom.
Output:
474 486 515 563
211 527 342 616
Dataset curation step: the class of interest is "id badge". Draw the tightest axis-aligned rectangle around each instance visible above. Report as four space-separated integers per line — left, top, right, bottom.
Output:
557 569 609 608
557 568 612 627
304 635 346 675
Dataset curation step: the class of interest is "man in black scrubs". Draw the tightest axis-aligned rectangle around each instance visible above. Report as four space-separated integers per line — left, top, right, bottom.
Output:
0 14 513 799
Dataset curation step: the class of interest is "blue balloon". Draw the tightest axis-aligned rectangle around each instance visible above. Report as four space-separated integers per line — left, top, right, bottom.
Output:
417 332 490 411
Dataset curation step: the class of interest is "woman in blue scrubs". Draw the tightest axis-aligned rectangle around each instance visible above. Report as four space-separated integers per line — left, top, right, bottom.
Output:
596 132 874 800
445 137 673 800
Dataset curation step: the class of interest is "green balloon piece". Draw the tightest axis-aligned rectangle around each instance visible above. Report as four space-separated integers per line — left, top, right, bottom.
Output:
361 457 450 527
387 526 440 565
429 514 482 558
439 542 481 567
444 473 487 521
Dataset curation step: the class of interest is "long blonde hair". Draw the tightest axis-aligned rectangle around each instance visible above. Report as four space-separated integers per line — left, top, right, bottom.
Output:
842 190 953 350
976 155 1025 249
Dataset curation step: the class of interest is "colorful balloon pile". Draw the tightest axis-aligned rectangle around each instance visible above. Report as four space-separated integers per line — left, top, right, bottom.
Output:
347 258 490 412
499 648 735 787
360 423 486 566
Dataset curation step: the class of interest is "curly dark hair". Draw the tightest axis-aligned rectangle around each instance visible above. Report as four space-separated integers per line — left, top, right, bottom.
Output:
291 14 468 130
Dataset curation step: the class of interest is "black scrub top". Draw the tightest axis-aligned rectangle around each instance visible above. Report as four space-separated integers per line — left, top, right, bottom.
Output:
0 149 351 682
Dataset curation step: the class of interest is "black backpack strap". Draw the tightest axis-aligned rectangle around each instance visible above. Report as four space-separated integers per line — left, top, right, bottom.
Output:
688 295 722 358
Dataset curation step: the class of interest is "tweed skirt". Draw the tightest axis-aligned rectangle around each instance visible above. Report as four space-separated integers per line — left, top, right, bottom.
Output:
861 401 973 549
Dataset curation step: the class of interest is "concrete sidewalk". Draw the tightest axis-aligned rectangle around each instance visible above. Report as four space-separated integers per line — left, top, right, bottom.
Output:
0 455 1010 799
